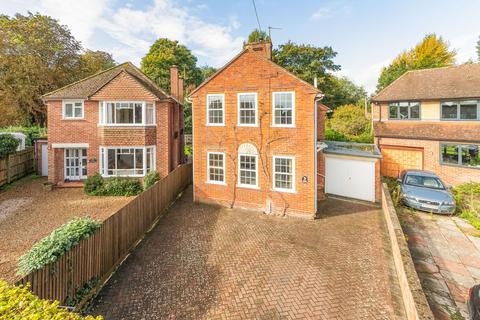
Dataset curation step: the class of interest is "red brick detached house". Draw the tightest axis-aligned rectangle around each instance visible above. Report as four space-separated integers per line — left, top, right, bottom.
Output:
190 41 325 218
42 62 184 185
372 64 480 185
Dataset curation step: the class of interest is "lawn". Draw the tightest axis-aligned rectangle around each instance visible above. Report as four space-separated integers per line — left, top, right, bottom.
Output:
0 175 133 283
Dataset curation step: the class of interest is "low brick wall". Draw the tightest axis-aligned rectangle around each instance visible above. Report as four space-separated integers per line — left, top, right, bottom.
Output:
381 183 434 320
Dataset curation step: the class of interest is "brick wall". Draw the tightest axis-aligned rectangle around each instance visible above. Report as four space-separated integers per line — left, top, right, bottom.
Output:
191 49 320 217
46 72 183 184
377 137 480 185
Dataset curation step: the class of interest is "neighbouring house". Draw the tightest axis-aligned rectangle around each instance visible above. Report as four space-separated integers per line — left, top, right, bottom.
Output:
190 40 327 218
372 63 480 185
42 62 185 186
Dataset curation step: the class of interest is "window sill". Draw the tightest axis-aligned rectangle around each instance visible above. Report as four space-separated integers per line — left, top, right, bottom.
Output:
206 124 225 127
206 181 227 186
271 188 296 194
270 125 296 128
237 184 260 190
62 118 86 121
439 162 480 170
98 124 157 127
237 124 259 128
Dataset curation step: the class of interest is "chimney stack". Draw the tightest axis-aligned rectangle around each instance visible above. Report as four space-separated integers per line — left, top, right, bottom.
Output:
178 77 184 102
244 41 272 60
170 65 179 100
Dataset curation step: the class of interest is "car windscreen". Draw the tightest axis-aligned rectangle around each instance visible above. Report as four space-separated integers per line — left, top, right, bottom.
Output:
404 174 445 190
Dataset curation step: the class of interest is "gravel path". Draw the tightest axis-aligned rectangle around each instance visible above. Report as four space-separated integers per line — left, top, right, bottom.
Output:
0 176 132 283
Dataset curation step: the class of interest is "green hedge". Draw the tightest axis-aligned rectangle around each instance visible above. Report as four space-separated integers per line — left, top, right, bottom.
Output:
0 134 20 158
0 280 103 320
84 174 143 196
143 170 160 189
18 217 101 275
0 126 47 146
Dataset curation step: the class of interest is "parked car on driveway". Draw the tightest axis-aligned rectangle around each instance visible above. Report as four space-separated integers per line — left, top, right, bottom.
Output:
468 284 480 320
398 170 455 214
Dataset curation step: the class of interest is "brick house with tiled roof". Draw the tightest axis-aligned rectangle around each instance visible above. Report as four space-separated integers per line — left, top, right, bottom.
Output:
189 41 326 218
43 62 184 185
372 63 480 184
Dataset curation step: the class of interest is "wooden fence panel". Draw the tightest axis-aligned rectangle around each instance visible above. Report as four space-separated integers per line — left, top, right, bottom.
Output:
17 163 192 304
0 147 34 187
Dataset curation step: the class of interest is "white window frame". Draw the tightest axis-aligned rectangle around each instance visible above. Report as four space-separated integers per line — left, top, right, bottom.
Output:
237 92 258 127
98 101 156 126
272 91 295 128
207 151 226 185
237 153 259 189
272 155 295 193
99 146 156 177
206 94 225 126
62 100 84 120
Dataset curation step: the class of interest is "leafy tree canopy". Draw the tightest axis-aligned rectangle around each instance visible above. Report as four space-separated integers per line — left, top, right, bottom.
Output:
79 50 116 77
477 35 480 62
322 76 366 110
329 104 370 137
141 38 202 92
376 34 456 92
272 41 340 85
0 13 115 126
247 29 271 43
199 65 217 82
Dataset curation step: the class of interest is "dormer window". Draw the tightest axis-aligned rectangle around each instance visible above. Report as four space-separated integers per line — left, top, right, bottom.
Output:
63 100 84 119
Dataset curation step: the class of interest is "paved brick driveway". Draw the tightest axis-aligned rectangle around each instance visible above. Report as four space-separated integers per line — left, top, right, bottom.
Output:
88 188 405 319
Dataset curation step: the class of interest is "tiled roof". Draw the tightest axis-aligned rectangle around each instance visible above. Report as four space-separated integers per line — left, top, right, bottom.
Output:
373 64 480 102
42 62 171 101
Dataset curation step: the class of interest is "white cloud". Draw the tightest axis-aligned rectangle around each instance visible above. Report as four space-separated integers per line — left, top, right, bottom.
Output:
1 0 244 67
311 7 332 21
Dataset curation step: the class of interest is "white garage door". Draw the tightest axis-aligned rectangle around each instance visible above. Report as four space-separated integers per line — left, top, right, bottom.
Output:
325 155 375 202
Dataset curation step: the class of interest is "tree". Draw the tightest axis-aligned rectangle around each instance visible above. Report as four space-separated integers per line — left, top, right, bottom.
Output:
272 41 340 85
476 36 480 62
199 65 217 82
0 13 114 126
329 104 370 137
321 76 366 110
376 34 456 92
141 38 202 92
78 50 116 77
247 29 270 43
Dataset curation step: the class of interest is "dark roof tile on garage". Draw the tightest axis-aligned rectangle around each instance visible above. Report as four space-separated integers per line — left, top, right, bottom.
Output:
42 62 172 101
373 64 480 102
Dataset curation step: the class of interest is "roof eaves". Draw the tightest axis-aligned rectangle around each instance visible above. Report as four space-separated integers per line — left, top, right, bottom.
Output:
41 62 129 100
371 69 414 102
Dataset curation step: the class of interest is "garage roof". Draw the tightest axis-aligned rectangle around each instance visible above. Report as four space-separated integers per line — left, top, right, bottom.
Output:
321 141 382 159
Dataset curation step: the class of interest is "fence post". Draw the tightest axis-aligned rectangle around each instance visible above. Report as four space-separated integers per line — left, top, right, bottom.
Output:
6 154 11 184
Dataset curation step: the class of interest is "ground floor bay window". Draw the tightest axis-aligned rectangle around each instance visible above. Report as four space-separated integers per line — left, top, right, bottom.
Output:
99 146 156 177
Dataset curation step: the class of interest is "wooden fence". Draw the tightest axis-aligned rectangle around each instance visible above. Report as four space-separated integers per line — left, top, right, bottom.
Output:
0 147 34 187
17 163 192 304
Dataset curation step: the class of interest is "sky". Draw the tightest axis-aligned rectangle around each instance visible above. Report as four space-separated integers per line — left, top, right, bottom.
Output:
1 0 479 93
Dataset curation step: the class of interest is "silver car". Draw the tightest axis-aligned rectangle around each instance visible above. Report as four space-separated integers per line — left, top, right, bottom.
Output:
398 170 456 214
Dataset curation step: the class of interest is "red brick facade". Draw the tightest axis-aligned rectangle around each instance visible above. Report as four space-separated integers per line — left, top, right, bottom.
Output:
191 45 322 218
46 69 183 184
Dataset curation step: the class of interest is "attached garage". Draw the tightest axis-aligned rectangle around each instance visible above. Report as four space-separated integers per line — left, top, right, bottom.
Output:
380 146 423 178
320 141 382 203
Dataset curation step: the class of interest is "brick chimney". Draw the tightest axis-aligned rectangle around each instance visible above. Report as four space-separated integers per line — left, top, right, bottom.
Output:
178 77 184 102
170 65 179 100
244 41 272 60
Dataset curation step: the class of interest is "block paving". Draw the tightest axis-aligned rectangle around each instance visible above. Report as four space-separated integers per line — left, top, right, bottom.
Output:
88 188 405 319
400 209 480 319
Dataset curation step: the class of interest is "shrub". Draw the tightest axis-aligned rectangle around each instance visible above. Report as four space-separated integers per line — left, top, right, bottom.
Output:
18 217 101 275
0 280 103 320
453 182 480 230
0 134 19 158
84 173 104 195
325 128 349 142
98 178 143 196
184 144 192 156
84 175 142 196
143 170 160 189
0 126 47 146
329 104 370 137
